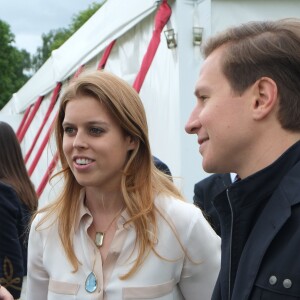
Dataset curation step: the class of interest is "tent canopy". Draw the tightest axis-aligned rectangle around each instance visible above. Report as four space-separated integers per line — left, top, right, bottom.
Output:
1 0 300 205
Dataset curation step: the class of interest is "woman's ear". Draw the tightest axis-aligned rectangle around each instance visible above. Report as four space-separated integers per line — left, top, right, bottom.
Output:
127 135 138 151
251 77 278 120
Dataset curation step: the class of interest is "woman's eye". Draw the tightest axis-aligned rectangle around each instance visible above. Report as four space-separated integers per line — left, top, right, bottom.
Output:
63 127 75 135
89 127 104 135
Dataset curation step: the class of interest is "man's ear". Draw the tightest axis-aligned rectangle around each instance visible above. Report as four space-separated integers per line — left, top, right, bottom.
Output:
251 77 278 120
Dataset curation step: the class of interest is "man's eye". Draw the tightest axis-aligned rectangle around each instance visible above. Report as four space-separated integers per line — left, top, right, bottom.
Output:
90 127 104 135
200 96 208 102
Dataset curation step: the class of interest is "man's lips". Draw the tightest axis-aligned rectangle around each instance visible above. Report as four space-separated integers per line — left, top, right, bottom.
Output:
198 137 209 145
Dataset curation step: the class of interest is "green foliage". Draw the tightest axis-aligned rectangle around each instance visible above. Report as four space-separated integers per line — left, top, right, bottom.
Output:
31 2 103 72
0 20 31 109
0 2 104 108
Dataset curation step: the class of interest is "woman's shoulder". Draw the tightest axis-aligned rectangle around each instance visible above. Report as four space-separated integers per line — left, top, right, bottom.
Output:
154 194 201 222
31 210 58 232
0 180 17 197
154 194 220 248
0 181 22 211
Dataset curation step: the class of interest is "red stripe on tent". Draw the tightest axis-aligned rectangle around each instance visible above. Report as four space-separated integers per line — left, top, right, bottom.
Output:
24 83 62 164
36 152 59 198
133 0 171 93
74 64 85 78
97 40 116 70
16 104 32 139
18 96 44 143
34 66 85 197
35 63 87 197
28 116 56 176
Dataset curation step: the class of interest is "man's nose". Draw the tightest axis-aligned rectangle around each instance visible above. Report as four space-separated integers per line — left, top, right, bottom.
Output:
185 106 201 134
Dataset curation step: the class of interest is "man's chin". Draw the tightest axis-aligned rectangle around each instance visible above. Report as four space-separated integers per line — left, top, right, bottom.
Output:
202 159 220 174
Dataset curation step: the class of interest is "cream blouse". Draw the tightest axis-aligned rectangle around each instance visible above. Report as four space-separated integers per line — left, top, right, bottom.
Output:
26 190 220 300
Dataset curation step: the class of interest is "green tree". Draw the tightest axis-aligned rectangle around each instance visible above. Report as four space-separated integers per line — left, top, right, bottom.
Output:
31 2 104 72
0 20 31 109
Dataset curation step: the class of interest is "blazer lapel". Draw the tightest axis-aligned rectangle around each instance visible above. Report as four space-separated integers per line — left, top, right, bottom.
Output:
231 162 300 300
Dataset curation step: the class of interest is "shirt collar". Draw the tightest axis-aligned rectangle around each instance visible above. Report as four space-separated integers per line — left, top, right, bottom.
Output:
74 188 90 232
74 188 132 232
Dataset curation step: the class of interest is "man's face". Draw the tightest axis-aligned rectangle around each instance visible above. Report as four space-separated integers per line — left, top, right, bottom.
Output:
185 46 255 174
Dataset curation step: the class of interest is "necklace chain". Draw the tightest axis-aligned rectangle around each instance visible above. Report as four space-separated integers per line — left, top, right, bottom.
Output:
94 205 124 247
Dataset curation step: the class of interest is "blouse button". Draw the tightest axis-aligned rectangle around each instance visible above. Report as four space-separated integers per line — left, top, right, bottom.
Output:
269 275 277 285
283 279 292 289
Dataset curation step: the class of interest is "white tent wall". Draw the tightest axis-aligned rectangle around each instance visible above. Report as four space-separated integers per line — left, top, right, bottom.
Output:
2 0 300 207
175 0 211 203
4 0 200 206
211 0 300 34
2 0 211 206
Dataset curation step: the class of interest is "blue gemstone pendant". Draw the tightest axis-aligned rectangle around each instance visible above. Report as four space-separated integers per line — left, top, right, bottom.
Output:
85 271 97 293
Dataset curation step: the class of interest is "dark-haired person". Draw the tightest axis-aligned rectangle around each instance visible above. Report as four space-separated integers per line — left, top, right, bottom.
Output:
185 18 300 299
0 122 38 299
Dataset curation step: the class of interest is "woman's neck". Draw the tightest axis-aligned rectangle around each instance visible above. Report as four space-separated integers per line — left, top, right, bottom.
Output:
85 187 124 214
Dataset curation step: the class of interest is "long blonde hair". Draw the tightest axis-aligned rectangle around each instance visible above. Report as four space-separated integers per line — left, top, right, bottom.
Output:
36 70 183 278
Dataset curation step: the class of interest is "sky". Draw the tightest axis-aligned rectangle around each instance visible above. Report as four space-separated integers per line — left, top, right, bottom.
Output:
0 0 102 55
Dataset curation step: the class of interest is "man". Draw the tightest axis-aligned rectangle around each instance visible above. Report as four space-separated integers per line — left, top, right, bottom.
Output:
193 173 232 236
185 19 300 299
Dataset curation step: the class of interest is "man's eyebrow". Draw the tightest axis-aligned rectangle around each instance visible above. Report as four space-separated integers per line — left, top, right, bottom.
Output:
194 86 209 98
194 86 203 97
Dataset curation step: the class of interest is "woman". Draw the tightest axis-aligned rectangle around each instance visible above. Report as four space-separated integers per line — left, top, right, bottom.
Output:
0 122 38 299
27 70 220 299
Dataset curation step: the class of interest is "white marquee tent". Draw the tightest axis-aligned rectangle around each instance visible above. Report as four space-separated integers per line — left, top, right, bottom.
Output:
1 0 300 206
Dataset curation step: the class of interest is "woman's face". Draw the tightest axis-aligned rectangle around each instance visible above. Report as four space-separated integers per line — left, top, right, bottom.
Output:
62 95 136 191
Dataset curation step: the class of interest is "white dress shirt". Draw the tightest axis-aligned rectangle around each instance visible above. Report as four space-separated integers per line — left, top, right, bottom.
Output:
26 190 220 300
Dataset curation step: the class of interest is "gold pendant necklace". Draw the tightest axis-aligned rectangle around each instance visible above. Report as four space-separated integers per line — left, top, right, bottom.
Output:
95 232 105 247
94 206 124 247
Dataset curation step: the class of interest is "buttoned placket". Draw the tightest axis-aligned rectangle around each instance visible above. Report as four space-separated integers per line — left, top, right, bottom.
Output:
86 212 130 300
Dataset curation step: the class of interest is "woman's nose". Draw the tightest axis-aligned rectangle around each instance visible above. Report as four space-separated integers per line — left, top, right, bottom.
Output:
73 132 88 149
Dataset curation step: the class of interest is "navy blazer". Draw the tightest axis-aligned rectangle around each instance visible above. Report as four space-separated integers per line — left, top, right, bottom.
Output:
212 161 300 299
153 156 172 176
0 181 31 299
194 173 232 236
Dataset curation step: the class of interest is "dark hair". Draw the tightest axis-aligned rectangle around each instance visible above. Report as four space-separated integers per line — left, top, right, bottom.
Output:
203 18 300 131
0 121 38 211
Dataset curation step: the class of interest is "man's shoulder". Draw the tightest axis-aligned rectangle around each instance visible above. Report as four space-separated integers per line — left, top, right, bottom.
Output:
194 173 231 193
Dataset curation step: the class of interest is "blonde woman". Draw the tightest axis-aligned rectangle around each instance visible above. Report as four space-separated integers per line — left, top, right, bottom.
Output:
27 70 220 300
